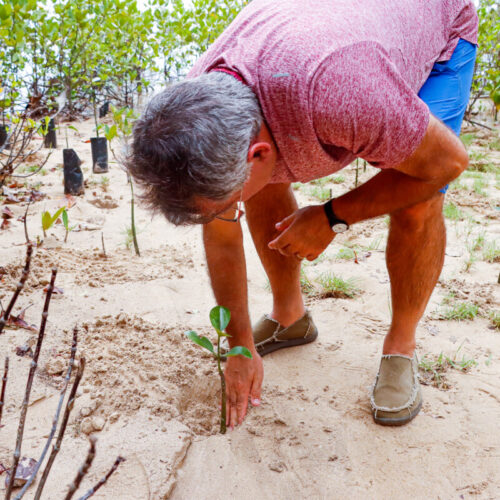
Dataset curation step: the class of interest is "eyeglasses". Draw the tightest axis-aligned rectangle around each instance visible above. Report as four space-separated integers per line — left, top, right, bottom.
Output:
214 192 245 223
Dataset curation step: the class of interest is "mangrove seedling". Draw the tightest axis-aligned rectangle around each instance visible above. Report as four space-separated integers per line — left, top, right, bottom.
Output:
185 306 252 434
41 206 66 238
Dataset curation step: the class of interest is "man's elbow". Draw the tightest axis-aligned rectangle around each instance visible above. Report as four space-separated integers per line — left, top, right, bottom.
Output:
445 142 469 183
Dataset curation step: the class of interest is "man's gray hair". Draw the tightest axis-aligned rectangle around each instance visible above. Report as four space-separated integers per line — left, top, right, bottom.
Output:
126 72 263 225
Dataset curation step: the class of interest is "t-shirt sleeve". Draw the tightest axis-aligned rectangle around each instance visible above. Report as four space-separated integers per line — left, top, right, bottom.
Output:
311 42 430 168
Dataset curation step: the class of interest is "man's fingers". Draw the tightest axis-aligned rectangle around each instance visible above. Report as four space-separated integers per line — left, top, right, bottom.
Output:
237 399 248 426
250 371 262 406
275 213 295 232
230 403 238 430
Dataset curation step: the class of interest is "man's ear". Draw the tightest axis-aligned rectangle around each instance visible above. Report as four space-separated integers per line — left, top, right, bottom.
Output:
247 141 272 163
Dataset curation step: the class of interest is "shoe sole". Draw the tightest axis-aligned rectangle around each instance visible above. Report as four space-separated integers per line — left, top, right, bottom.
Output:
372 399 423 426
257 329 319 357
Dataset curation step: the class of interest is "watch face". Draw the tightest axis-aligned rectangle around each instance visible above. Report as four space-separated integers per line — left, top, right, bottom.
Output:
332 222 348 233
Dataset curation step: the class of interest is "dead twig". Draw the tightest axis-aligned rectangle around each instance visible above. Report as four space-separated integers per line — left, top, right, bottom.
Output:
15 326 79 499
5 267 57 500
34 356 86 499
0 356 8 426
101 232 106 258
23 197 32 245
78 456 126 500
465 118 494 131
64 436 97 500
0 243 33 334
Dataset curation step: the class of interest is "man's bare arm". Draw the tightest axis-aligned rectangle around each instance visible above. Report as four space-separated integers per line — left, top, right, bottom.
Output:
203 219 263 428
331 114 469 224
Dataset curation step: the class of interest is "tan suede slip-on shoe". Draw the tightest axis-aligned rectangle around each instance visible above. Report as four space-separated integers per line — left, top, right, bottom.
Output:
370 353 422 426
221 309 318 359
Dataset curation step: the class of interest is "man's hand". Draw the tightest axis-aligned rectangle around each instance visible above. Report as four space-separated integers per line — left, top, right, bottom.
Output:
267 205 335 261
225 349 263 429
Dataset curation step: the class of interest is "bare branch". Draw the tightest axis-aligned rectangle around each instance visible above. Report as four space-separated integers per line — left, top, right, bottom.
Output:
64 436 97 500
5 267 58 500
0 356 9 426
15 326 79 499
34 356 86 500
0 243 33 335
77 456 126 500
10 149 54 178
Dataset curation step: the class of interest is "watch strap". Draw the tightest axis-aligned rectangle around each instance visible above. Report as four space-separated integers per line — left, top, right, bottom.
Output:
323 200 349 230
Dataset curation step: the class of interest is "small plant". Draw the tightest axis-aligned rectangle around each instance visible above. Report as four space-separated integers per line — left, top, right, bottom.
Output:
489 310 500 330
41 206 66 238
441 301 479 321
331 175 345 184
460 133 476 147
482 240 500 263
185 306 252 434
473 178 488 196
61 208 75 243
100 175 110 192
306 185 331 202
443 202 464 221
300 269 316 296
336 247 356 260
315 272 361 298
418 346 478 390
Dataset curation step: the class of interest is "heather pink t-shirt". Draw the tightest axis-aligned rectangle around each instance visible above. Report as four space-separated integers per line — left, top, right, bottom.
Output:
188 0 478 183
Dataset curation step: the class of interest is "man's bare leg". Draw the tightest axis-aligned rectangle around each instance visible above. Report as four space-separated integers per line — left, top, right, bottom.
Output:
384 193 445 355
245 183 305 327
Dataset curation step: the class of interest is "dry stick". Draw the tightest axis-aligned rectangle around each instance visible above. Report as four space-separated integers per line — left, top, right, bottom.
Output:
101 232 106 258
0 243 33 334
465 118 494 131
34 356 86 500
64 436 97 500
0 356 9 426
23 198 32 245
15 326 79 499
5 268 57 500
77 456 126 500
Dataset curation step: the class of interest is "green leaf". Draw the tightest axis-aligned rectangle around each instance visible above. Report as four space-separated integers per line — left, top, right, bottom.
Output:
61 208 68 230
226 346 252 359
50 206 65 226
185 330 214 354
41 211 52 231
209 305 230 331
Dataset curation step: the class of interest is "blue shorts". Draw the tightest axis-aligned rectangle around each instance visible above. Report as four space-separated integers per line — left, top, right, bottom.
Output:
417 38 477 193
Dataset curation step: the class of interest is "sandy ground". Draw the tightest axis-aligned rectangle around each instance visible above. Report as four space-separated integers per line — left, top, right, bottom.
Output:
0 118 499 499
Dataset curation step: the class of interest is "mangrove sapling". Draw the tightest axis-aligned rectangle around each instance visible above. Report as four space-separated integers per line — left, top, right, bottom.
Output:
5 268 57 500
41 206 67 238
64 436 97 500
185 306 252 434
104 106 140 256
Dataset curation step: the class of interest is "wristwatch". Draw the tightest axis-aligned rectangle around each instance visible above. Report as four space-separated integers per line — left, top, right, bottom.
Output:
323 200 349 233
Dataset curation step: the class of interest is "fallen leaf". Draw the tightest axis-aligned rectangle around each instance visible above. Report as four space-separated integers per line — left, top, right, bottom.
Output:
65 194 76 208
4 194 20 204
2 206 14 219
0 219 10 230
6 307 38 332
16 344 34 358
4 457 38 488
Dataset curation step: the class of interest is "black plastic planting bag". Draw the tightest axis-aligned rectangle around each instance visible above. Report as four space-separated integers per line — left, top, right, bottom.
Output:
63 148 84 195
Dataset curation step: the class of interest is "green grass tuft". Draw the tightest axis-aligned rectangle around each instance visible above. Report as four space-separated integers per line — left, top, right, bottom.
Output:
441 301 479 321
315 273 361 298
443 202 464 221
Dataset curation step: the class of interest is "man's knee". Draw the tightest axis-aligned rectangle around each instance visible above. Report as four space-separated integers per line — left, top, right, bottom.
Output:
390 193 445 232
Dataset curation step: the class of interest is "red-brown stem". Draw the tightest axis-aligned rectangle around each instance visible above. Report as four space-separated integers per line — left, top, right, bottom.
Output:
77 456 126 500
15 326 79 499
34 356 86 500
0 243 33 334
217 335 226 434
64 436 97 500
5 267 57 500
0 356 8 426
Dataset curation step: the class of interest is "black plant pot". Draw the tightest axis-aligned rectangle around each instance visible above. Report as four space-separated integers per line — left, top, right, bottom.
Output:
0 124 8 148
63 148 84 195
99 101 110 118
90 137 108 173
43 118 57 148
